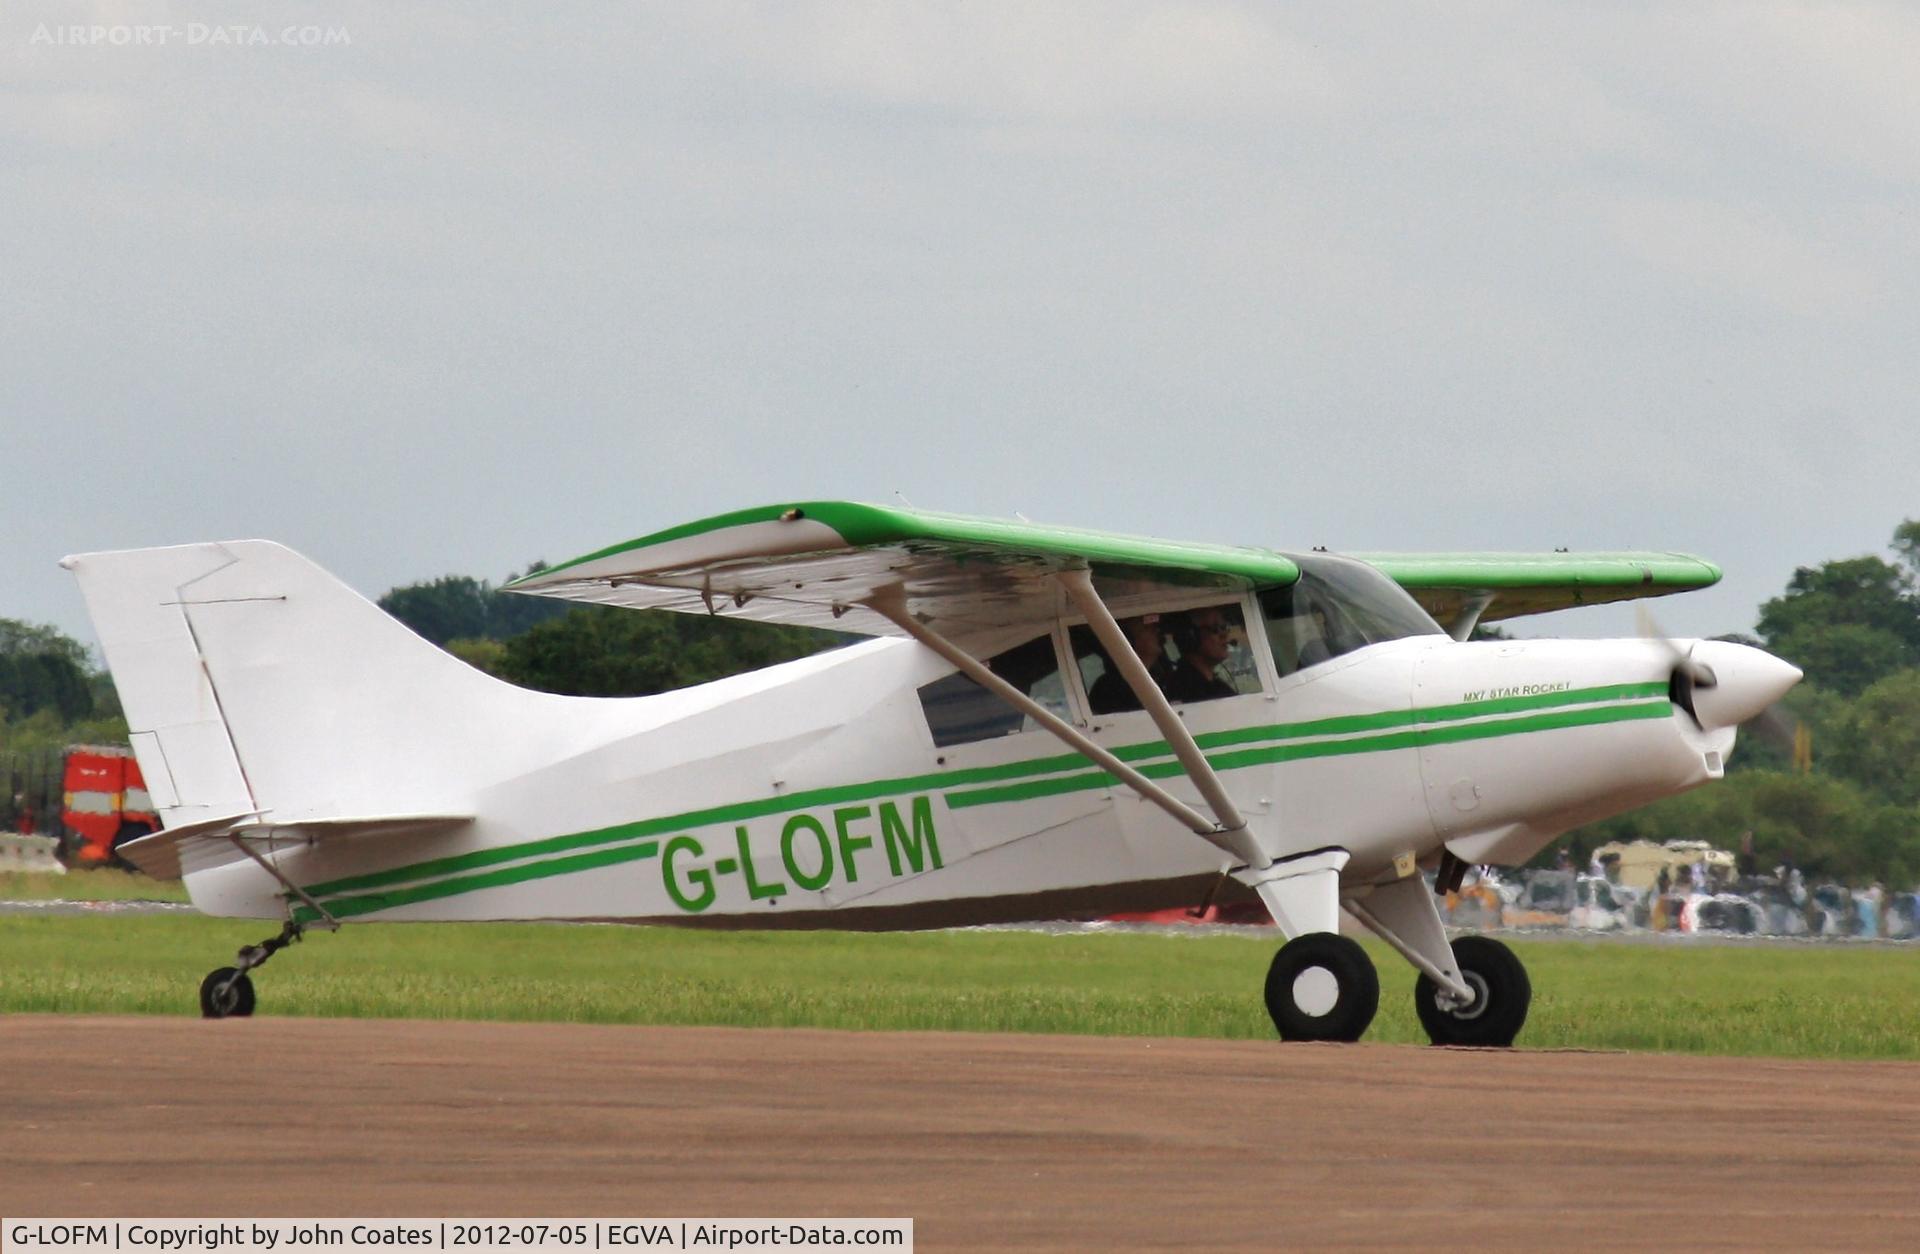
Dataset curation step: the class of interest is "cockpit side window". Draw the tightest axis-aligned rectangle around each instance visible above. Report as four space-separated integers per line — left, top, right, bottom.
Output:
1262 555 1445 676
1070 602 1260 712
917 632 1069 747
1162 603 1261 703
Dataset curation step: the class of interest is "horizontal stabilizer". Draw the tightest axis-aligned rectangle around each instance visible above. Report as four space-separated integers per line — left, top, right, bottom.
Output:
120 813 472 881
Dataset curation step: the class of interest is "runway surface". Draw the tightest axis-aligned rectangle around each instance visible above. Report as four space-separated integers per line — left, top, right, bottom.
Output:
4 1016 1918 1250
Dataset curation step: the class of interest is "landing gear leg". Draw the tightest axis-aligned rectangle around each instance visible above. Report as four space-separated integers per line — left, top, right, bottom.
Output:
199 918 307 1019
1244 848 1380 1042
1414 936 1531 1048
1264 933 1379 1041
1346 872 1532 1047
199 835 341 1019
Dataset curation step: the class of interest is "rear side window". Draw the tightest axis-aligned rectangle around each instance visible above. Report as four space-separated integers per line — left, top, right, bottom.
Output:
918 633 1068 747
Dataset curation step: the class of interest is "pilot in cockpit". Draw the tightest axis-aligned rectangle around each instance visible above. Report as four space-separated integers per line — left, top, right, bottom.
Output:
1164 606 1240 704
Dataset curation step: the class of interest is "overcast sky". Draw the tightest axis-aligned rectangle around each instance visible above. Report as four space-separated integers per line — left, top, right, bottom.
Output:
6 2 1918 654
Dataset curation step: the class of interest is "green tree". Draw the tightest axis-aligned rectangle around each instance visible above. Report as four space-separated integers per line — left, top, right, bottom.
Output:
379 576 493 645
1890 517 1920 577
378 564 569 646
498 606 839 697
446 637 510 678
1821 669 1920 808
1567 769 1910 884
0 619 94 724
1756 554 1920 695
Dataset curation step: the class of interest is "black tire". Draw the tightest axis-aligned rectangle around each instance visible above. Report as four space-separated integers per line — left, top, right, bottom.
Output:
1264 933 1379 1042
1415 935 1530 1047
199 968 256 1019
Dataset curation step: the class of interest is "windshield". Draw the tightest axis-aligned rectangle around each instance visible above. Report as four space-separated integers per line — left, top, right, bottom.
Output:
1261 553 1444 675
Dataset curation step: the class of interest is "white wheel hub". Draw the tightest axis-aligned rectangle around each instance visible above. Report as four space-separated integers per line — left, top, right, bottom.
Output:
1292 965 1341 1017
1437 969 1491 1020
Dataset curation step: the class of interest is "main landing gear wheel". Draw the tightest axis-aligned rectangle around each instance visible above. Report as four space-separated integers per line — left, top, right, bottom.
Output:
1264 933 1379 1042
1415 935 1531 1047
199 967 256 1019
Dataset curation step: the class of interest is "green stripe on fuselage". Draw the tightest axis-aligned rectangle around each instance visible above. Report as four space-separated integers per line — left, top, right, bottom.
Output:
295 839 663 925
944 698 1671 809
294 682 1671 906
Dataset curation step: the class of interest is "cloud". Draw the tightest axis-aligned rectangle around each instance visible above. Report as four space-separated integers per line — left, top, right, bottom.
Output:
1605 192 1885 315
725 1 1340 125
0 87 131 147
5 2 1920 649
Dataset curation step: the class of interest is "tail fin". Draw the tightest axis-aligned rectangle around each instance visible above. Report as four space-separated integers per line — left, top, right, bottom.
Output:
64 541 574 829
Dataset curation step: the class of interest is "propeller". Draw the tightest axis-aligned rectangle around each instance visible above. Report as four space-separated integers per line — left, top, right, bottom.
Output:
1743 700 1801 755
1634 604 1804 740
1636 603 1715 725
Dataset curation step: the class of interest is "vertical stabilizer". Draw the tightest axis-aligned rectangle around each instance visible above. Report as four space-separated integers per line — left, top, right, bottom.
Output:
64 541 596 830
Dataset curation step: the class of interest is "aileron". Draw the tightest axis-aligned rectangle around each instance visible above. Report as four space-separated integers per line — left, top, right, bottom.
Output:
1354 550 1722 625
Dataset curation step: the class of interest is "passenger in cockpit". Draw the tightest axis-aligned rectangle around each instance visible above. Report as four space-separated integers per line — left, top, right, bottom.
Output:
1088 613 1170 713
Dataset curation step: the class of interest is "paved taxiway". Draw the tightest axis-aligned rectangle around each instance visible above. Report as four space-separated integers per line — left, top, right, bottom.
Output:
3 1017 1917 1249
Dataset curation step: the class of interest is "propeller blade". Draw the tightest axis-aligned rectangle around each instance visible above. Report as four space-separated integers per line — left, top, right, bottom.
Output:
1635 604 1716 687
1743 702 1799 754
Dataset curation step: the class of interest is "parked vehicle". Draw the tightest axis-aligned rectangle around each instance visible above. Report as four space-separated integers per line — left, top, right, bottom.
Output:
1688 893 1761 934
1440 876 1505 930
1808 884 1859 937
1741 881 1811 936
1886 893 1920 940
1590 838 1737 892
61 745 158 865
1501 869 1576 928
1570 876 1637 931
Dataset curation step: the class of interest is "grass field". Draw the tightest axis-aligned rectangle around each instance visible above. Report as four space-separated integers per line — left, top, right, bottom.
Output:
0 868 190 902
2 908 1916 1059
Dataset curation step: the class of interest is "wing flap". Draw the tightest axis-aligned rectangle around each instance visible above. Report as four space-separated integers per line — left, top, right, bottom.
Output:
509 501 1300 641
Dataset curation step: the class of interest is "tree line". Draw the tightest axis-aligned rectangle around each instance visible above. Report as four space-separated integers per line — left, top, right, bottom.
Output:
1564 520 1920 886
371 569 839 696
6 526 1920 885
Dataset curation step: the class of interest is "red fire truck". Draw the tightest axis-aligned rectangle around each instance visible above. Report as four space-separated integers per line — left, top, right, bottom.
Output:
62 745 159 865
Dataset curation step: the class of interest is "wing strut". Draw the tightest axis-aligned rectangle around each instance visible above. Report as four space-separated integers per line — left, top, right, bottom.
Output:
865 586 1268 870
1055 569 1267 868
1447 592 1496 642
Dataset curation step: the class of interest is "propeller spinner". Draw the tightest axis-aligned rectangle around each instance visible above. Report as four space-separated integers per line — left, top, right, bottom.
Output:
1636 605 1802 734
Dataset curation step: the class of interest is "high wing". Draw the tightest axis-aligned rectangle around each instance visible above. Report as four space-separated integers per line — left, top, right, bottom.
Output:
1352 551 1722 627
507 501 1719 641
508 501 1301 644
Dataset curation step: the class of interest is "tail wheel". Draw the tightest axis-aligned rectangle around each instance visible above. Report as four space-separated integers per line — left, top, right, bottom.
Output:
1415 935 1530 1047
1264 933 1379 1042
199 968 256 1019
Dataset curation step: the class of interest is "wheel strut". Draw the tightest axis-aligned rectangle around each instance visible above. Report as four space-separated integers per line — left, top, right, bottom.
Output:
199 835 343 1018
200 919 313 1019
235 917 307 977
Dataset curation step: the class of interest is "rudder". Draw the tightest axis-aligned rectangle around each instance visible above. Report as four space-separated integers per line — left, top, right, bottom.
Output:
65 541 570 830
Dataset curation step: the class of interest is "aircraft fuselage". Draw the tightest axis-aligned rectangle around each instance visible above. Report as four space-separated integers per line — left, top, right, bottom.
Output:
182 633 1755 928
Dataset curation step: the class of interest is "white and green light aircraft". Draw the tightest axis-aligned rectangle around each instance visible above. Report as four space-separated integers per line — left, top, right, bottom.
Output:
67 502 1800 1044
